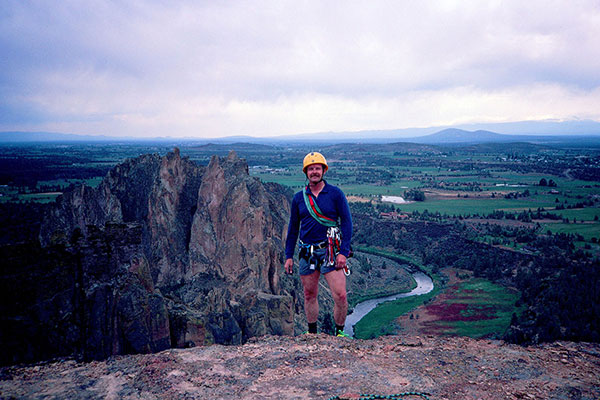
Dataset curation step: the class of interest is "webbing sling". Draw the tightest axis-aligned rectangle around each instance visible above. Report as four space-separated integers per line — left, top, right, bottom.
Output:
302 187 338 227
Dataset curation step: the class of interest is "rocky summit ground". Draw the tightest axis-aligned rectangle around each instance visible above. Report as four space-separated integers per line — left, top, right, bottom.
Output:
1 334 599 400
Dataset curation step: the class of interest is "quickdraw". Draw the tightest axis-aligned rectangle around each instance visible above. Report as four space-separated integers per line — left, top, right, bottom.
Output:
327 226 350 276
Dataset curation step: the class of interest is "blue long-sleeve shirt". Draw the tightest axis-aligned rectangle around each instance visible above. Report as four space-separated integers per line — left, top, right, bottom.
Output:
285 181 352 259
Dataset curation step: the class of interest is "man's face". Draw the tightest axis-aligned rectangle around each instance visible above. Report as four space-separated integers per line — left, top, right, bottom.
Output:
306 164 324 184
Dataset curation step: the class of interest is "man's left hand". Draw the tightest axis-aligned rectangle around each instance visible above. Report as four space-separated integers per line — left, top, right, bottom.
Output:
336 254 347 270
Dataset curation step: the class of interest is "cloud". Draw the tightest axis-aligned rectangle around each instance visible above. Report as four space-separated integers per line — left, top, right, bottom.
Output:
1 0 599 137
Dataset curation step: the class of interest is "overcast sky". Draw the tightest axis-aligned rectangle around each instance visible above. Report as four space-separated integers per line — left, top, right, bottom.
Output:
1 1 599 138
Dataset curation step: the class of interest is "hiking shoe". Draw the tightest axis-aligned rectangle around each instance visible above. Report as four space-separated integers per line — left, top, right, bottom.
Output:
335 329 351 338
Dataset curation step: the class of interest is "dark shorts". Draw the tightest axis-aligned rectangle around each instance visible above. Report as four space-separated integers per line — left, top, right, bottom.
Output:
298 247 338 276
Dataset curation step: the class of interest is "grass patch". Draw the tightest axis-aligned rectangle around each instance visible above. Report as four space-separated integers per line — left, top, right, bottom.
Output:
541 222 600 241
16 193 61 203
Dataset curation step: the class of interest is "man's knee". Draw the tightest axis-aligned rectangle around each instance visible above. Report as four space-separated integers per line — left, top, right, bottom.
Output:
332 290 347 305
303 286 318 301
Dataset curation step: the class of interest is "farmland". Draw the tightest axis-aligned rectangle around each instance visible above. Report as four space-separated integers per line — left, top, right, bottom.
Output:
1 139 599 342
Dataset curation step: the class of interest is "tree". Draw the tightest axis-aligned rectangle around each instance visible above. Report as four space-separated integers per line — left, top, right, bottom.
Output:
405 188 425 201
539 178 548 186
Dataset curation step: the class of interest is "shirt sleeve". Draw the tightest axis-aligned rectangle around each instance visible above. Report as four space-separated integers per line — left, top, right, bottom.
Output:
337 190 353 257
285 194 300 259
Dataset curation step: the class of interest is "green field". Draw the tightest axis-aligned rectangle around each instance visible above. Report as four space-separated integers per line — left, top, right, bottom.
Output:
542 222 600 240
17 193 62 203
2 142 598 247
255 159 600 252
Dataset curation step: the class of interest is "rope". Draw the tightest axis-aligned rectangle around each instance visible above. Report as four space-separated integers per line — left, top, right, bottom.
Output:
328 392 431 400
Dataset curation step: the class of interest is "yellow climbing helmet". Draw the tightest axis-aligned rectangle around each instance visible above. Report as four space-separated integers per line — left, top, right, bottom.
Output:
302 152 328 173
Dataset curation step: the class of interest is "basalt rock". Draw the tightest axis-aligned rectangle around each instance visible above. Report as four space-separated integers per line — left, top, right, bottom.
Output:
75 223 171 361
2 335 599 400
3 149 296 364
0 221 170 365
189 153 285 295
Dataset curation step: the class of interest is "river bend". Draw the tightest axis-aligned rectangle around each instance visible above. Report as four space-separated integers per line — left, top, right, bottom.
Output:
344 271 434 337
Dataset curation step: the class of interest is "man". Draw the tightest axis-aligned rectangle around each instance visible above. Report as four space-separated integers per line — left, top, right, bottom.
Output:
284 152 353 337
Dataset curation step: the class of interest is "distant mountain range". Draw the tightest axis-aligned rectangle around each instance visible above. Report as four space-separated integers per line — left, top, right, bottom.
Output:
0 131 129 142
408 128 507 144
2 119 600 145
404 128 600 146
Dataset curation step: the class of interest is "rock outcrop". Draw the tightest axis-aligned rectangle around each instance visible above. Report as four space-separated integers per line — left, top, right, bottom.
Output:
3 149 295 364
1 334 598 399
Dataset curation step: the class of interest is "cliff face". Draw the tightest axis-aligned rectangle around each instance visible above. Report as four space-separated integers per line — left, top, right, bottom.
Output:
4 149 294 364
189 152 283 294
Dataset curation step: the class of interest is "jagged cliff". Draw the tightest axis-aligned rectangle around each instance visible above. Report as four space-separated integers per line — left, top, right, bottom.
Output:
2 149 298 364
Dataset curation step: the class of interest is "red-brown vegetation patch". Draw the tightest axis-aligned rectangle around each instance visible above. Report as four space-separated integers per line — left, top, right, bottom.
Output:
397 268 503 336
425 302 496 322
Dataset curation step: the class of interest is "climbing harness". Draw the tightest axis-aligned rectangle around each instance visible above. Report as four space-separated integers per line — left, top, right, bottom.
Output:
302 186 351 276
327 392 431 400
299 241 327 271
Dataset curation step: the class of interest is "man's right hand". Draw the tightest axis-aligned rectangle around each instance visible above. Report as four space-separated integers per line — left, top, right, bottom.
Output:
284 258 294 275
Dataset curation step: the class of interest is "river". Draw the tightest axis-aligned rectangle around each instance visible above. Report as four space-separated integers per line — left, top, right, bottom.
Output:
343 271 434 337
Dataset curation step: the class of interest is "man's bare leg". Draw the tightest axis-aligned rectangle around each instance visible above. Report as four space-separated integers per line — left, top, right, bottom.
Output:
324 269 348 327
300 271 321 325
